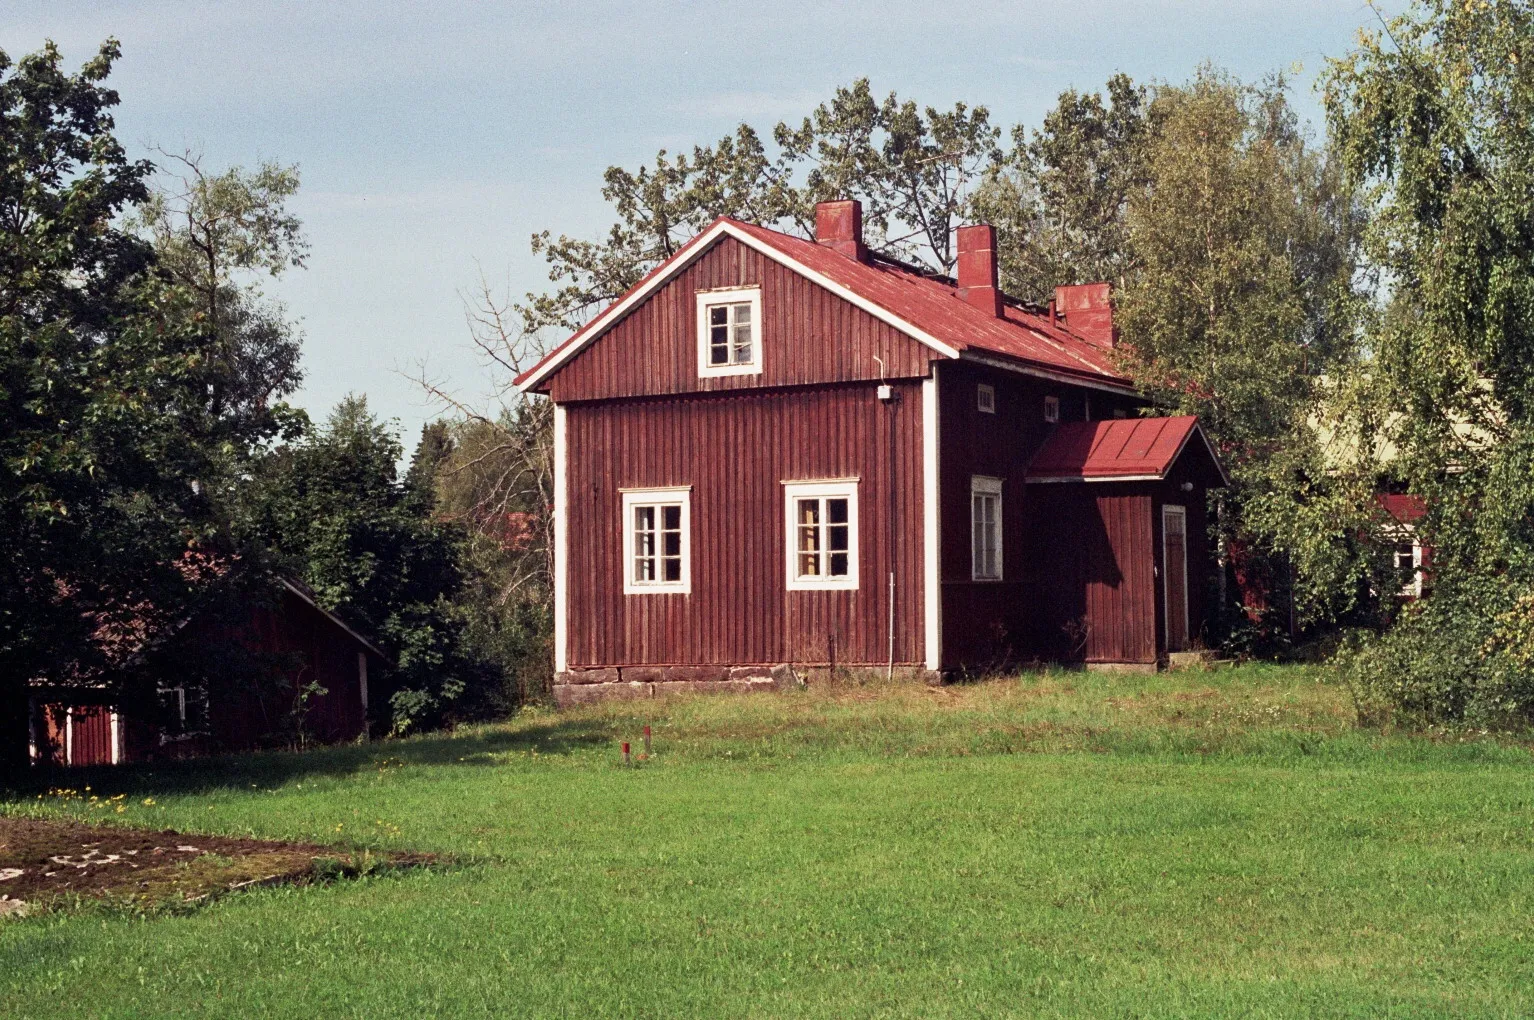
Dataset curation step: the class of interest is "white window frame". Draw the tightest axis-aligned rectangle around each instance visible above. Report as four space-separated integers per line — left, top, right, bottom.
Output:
696 286 763 378
1043 395 1061 423
1393 534 1424 597
970 476 1004 581
784 479 859 591
621 487 692 594
1162 504 1191 648
977 383 996 414
156 685 210 745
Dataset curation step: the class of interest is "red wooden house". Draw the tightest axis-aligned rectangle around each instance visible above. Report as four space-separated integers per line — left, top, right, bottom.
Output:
1376 493 1431 599
516 201 1226 704
29 579 385 767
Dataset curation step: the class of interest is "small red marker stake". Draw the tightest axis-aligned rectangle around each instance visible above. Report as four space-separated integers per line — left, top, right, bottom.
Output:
643 725 652 758
622 741 631 767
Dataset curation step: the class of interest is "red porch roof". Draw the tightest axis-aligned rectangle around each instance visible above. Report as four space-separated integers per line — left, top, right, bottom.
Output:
515 216 1134 393
1025 415 1227 484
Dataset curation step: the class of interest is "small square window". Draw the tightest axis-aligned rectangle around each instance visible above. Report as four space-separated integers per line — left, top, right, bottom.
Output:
977 383 996 414
784 480 859 590
622 488 692 594
1112 407 1128 419
697 287 762 377
1043 395 1060 423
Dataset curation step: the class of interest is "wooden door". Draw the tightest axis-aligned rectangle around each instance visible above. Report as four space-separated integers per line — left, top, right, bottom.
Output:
67 706 117 766
1162 505 1189 652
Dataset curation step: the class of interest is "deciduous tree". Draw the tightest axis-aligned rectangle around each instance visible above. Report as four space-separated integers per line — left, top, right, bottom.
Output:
235 397 481 732
1328 0 1534 723
972 73 1151 303
0 40 227 768
1115 67 1365 639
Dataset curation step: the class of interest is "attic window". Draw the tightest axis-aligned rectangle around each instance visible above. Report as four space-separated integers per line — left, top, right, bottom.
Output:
1043 395 1060 423
977 383 996 414
696 287 762 377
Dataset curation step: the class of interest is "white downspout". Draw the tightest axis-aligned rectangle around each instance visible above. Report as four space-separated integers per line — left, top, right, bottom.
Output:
554 403 569 676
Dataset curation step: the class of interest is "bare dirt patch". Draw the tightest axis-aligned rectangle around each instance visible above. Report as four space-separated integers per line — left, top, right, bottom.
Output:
0 816 433 916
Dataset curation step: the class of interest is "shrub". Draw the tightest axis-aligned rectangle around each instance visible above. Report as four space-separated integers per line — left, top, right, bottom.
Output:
1342 576 1534 730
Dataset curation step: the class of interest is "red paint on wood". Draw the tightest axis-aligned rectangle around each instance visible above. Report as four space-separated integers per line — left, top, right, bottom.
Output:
564 382 926 668
69 706 114 765
548 235 932 402
521 217 1134 395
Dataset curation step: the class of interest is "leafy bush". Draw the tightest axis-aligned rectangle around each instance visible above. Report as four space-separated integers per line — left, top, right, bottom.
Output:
1342 575 1534 729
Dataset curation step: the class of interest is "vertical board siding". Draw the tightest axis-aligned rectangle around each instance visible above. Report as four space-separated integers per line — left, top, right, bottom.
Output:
548 237 932 402
1022 487 1156 663
203 590 371 752
566 382 926 667
936 361 1111 667
68 706 114 766
1082 492 1156 662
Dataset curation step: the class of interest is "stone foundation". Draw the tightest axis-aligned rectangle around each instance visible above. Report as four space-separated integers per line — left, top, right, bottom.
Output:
1084 661 1158 675
552 663 942 706
553 664 796 707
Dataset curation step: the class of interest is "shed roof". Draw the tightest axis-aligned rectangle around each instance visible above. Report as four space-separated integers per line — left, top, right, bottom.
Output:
1025 415 1228 485
515 217 1135 394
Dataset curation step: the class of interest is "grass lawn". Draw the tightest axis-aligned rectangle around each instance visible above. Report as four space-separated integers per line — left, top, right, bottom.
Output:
4 664 1534 1018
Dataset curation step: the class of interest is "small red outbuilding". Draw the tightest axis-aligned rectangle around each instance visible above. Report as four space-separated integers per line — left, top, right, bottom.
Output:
30 579 387 767
1021 416 1228 666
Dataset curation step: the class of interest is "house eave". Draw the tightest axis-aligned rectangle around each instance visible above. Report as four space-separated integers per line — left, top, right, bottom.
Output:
956 350 1138 396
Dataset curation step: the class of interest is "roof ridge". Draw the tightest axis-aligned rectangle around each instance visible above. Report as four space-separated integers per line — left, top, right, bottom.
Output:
518 215 1136 393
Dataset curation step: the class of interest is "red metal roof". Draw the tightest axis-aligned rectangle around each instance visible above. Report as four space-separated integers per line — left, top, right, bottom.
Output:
516 216 1134 392
1375 493 1426 525
1026 415 1225 483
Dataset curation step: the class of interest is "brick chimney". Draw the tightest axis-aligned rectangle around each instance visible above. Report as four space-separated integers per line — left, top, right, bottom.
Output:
956 224 1002 317
815 200 866 261
1054 283 1115 347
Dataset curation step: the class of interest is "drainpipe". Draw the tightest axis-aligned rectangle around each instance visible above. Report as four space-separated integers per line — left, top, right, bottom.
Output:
875 355 897 682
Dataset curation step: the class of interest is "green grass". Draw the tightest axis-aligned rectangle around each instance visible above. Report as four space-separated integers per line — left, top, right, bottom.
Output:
5 664 1534 1018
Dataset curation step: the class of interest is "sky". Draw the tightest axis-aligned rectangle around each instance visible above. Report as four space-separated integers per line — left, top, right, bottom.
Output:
6 0 1386 454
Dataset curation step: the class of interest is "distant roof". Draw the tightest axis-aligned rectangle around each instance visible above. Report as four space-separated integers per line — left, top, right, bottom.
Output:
1375 493 1426 526
1025 415 1228 485
516 216 1135 394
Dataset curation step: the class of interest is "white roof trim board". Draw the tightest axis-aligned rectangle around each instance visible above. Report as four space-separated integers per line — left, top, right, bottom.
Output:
1027 474 1168 484
1187 423 1232 487
958 351 1137 395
